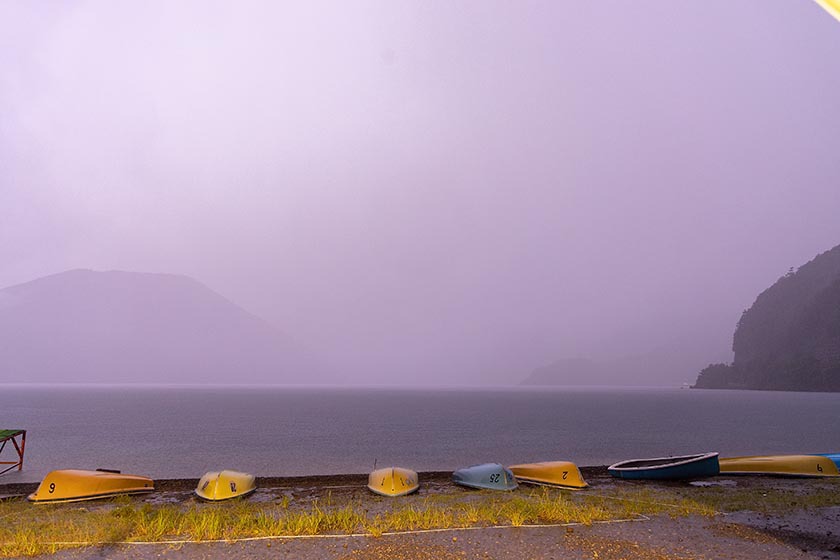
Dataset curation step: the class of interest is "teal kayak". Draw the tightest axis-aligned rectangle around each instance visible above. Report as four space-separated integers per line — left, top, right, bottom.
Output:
452 463 518 491
608 452 720 480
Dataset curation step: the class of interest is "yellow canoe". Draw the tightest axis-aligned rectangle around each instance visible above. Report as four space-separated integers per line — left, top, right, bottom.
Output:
508 461 588 489
195 470 256 501
368 467 419 497
28 469 154 503
719 455 840 477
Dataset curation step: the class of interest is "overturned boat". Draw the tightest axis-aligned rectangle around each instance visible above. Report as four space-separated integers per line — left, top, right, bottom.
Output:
508 461 588 489
719 454 840 477
368 467 419 497
195 470 257 501
608 452 720 480
28 469 154 503
820 453 840 470
452 463 518 491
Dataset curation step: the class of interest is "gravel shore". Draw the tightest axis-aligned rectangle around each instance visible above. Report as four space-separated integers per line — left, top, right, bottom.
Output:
4 468 839 559
37 512 840 560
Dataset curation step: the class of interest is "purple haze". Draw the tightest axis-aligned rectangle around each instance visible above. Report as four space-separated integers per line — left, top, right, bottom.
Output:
1 1 839 385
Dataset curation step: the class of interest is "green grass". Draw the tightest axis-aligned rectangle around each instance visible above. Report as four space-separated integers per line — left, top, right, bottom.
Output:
3 479 838 558
662 480 840 514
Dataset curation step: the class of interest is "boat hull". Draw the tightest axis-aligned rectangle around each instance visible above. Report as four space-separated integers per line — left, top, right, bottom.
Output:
195 470 257 501
719 455 840 477
452 463 518 491
368 467 419 497
819 453 840 470
608 453 720 480
508 461 588 489
28 469 154 503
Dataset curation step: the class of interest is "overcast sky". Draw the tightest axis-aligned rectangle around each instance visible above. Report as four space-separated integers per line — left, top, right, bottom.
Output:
2 1 839 384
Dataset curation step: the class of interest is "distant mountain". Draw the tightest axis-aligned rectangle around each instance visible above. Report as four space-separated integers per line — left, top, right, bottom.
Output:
0 269 323 383
522 341 730 387
694 244 840 391
522 358 612 386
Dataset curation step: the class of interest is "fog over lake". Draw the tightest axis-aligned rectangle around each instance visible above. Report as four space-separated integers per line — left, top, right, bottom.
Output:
2 2 839 386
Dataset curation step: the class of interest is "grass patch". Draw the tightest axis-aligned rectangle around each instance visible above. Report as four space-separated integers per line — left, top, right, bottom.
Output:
664 479 840 514
2 478 838 557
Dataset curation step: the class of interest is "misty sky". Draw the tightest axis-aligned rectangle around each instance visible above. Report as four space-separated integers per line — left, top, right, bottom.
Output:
2 1 839 384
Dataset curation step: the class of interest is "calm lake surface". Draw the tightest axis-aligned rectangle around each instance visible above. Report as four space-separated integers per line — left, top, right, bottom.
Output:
2 385 839 483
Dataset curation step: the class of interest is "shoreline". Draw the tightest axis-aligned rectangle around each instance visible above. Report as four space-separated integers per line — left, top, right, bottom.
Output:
3 468 840 558
0 466 612 499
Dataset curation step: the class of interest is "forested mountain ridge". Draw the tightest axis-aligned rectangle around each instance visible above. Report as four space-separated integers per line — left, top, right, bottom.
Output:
694 245 840 391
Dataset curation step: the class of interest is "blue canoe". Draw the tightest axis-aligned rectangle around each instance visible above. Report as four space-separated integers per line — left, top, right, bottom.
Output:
452 463 518 491
608 452 720 480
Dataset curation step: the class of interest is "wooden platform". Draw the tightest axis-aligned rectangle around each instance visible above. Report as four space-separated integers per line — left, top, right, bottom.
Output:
0 429 26 475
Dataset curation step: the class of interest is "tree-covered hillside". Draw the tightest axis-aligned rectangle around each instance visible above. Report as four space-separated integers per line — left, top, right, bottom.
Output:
694 245 840 391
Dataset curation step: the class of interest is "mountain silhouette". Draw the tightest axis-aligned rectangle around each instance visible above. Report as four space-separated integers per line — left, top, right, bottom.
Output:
0 269 323 383
695 244 840 391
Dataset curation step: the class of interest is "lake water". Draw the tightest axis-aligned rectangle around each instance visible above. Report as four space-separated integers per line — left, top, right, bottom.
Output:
2 385 839 483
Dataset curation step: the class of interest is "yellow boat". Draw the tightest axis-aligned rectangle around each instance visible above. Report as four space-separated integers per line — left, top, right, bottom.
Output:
28 469 154 503
508 461 588 489
195 470 256 501
367 467 419 497
719 455 840 477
